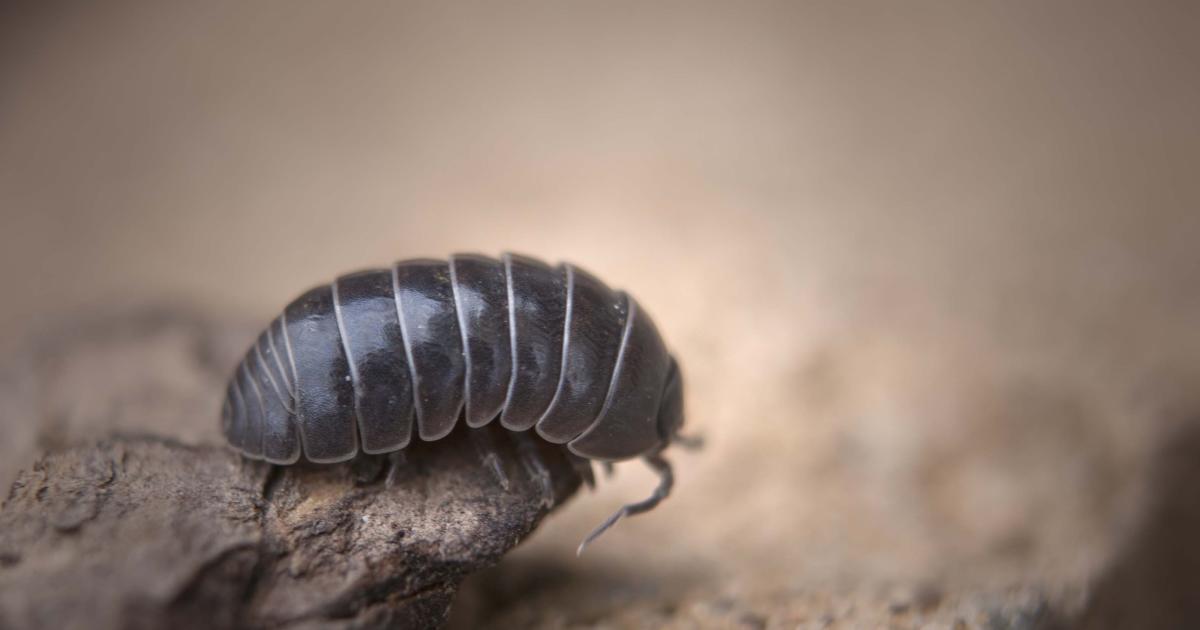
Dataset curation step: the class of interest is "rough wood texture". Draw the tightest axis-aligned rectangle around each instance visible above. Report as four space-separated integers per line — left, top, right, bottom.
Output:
0 309 581 629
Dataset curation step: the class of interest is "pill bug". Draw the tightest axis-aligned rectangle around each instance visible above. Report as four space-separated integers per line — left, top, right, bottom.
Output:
222 253 690 551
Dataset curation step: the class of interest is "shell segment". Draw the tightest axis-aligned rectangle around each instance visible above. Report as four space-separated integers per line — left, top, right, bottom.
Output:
235 361 266 459
268 317 297 397
285 284 358 463
335 269 415 454
535 264 629 444
569 297 672 460
393 259 466 441
223 380 246 449
450 254 513 428
249 340 301 463
499 254 566 431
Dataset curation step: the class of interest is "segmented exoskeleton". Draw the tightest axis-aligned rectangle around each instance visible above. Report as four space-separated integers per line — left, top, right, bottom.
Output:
222 253 688 551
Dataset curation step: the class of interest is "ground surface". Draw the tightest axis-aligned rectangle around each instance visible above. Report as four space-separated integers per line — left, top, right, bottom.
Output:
1 308 1196 629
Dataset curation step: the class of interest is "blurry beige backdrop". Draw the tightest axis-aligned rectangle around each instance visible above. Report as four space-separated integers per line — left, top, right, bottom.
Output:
3 0 1199 622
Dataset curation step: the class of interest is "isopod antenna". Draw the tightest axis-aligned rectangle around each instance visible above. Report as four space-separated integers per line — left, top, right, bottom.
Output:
576 453 674 556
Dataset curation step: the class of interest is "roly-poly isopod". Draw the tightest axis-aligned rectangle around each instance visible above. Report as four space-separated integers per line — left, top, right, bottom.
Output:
221 253 691 552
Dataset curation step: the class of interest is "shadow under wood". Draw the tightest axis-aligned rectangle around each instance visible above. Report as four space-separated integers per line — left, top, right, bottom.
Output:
1074 419 1200 630
448 552 707 629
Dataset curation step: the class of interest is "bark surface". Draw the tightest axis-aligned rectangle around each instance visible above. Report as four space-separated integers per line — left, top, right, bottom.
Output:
0 308 581 629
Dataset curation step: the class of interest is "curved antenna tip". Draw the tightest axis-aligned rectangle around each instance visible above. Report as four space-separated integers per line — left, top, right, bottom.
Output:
576 508 626 556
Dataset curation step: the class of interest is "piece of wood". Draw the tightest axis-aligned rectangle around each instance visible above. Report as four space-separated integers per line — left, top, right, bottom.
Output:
0 308 581 629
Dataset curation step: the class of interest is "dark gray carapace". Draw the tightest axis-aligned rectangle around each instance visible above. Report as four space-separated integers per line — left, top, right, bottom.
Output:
222 253 687 552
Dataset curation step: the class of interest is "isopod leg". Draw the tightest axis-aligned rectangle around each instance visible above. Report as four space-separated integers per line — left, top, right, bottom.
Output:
385 450 408 488
567 452 596 490
512 432 555 509
469 427 511 491
672 432 705 451
576 453 674 556
601 461 615 478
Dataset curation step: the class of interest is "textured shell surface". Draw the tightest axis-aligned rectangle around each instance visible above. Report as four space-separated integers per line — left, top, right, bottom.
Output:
222 253 681 465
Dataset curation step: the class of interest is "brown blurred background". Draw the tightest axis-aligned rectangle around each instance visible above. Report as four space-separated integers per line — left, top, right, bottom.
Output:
3 1 1199 625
